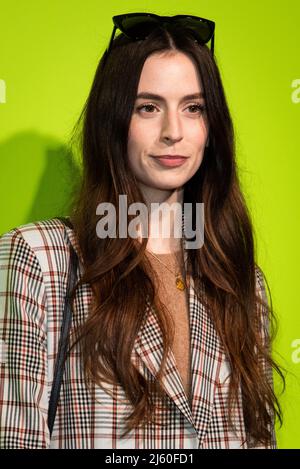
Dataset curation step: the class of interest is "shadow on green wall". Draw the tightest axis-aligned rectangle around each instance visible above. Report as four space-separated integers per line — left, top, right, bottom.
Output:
0 131 81 235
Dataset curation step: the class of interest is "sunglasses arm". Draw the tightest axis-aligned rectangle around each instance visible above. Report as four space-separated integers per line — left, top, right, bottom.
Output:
211 32 215 56
105 25 117 55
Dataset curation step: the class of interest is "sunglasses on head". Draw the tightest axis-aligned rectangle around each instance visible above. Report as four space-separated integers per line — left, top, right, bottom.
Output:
104 12 215 62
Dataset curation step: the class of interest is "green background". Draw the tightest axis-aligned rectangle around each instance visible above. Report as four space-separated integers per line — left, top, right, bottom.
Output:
0 0 299 448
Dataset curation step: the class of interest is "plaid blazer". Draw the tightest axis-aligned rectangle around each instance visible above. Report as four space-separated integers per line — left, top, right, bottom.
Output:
0 218 277 449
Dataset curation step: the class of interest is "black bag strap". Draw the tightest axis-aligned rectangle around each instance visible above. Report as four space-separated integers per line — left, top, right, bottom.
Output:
48 217 79 437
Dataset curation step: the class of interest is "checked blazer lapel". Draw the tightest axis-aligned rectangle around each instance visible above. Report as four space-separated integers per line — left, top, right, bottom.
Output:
131 246 223 445
187 272 224 445
131 297 195 428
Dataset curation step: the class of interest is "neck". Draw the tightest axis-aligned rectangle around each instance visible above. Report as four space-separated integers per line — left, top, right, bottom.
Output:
136 184 184 254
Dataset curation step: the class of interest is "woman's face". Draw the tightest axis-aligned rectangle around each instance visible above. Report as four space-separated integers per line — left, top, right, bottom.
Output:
127 50 209 195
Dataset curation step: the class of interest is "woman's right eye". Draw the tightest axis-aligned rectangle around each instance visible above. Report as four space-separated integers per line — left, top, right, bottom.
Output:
136 104 157 113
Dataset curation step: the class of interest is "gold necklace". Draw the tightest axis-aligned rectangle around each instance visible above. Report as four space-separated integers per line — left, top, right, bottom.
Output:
147 247 187 291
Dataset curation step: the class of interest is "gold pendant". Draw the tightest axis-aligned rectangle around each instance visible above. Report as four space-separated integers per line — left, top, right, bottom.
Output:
175 276 185 291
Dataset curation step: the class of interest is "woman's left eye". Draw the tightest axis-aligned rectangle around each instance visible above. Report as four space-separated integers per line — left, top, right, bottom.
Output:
187 104 206 113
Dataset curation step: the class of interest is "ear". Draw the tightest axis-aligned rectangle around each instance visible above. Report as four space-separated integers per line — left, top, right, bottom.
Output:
205 137 210 148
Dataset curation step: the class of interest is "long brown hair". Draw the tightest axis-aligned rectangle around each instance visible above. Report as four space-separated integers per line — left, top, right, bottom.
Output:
67 24 285 446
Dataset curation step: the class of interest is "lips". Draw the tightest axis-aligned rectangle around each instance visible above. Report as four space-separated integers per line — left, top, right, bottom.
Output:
150 155 189 168
152 155 188 159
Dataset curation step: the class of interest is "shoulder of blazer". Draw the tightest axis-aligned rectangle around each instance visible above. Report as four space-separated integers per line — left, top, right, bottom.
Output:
2 217 70 244
1 217 75 277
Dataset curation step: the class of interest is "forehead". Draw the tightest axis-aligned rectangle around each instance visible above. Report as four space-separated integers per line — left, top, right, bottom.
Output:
137 51 203 95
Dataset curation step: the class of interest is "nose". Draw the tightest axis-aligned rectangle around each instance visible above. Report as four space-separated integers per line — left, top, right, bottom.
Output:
160 110 183 143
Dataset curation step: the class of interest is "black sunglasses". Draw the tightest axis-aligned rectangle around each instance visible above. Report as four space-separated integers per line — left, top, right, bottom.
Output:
104 12 215 62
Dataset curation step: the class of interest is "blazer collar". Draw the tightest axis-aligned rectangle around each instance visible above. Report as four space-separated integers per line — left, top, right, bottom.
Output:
131 216 223 444
131 270 223 444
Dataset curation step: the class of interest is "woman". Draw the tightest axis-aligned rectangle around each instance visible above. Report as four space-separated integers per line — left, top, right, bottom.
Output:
0 13 284 449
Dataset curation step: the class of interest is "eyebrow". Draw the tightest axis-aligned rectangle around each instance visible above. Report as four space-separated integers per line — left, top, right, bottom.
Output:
135 92 205 102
